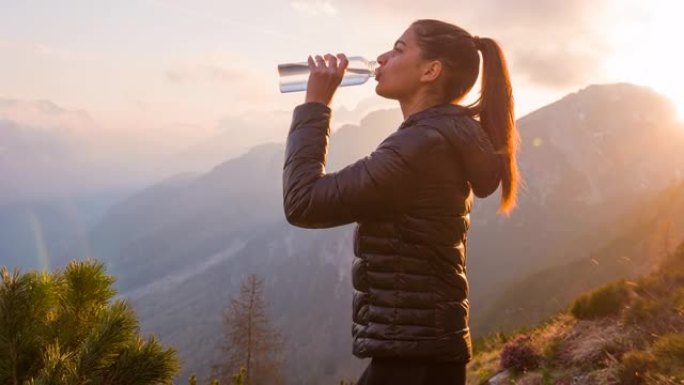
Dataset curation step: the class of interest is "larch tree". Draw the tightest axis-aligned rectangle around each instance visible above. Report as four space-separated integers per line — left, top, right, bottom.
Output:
212 274 284 385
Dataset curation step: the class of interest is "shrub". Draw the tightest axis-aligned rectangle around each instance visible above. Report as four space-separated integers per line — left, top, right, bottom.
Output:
473 331 509 354
619 335 684 385
659 241 684 276
500 335 541 372
623 296 663 325
570 280 630 320
674 287 684 312
541 335 564 363
651 333 684 377
618 350 656 385
642 373 684 385
473 367 494 385
0 259 179 385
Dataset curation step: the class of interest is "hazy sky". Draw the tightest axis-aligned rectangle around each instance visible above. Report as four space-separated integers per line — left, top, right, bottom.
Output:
1 0 683 143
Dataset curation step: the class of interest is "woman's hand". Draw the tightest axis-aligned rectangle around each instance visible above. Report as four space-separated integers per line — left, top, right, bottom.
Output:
305 53 349 106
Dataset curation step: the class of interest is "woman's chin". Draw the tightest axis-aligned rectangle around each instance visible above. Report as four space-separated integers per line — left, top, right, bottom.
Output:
374 84 390 99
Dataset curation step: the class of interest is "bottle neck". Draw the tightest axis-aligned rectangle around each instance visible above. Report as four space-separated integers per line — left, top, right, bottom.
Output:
347 56 378 77
368 60 378 77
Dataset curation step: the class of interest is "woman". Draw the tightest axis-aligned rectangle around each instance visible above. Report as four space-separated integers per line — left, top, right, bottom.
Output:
282 19 519 385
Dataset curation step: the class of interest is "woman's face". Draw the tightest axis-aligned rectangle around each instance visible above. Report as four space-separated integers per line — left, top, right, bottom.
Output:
375 25 432 100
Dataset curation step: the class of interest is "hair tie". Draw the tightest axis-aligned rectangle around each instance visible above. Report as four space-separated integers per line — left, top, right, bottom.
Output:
473 35 482 49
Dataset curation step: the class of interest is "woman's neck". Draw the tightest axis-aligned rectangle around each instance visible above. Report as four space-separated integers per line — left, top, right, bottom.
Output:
399 90 448 120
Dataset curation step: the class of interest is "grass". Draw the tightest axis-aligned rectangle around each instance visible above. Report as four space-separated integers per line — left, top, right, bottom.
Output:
468 240 684 384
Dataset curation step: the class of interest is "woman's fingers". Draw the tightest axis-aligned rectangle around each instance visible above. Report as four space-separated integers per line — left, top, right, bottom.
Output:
337 53 349 71
324 54 337 73
315 55 327 71
309 53 348 73
304 52 349 106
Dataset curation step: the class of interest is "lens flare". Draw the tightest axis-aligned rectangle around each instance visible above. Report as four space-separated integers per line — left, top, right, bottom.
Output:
27 211 50 272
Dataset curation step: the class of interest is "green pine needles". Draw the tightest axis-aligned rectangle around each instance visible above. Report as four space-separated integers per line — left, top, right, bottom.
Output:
0 258 179 385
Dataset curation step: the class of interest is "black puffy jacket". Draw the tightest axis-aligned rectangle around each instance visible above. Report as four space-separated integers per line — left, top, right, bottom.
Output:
283 102 501 363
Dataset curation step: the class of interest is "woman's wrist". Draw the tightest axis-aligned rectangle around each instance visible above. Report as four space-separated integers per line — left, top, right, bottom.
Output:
305 94 332 106
298 101 331 112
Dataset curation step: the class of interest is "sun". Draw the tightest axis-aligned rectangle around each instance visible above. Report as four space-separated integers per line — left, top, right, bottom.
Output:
604 0 684 121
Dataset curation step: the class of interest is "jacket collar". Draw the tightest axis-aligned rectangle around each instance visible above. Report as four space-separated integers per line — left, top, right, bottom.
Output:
399 103 470 130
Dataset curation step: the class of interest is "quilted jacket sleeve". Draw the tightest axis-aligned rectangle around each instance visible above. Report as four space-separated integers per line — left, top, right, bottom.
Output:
282 102 442 228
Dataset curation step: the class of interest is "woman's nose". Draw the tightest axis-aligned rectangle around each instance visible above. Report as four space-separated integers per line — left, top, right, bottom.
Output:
376 52 387 65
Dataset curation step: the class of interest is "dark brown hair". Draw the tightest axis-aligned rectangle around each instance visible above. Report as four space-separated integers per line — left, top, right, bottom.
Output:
411 19 520 215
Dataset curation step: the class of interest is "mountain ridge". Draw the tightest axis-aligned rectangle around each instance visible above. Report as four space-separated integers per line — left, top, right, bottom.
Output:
15 82 682 384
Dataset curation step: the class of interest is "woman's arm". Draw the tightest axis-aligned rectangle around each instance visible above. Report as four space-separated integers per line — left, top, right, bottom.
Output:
282 102 443 228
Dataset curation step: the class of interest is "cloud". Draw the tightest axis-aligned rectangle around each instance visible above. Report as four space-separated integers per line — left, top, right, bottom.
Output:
164 51 279 108
470 0 615 88
290 1 338 16
165 52 251 85
510 37 610 87
0 100 99 203
341 0 627 89
165 63 242 85
0 37 93 61
0 99 95 134
165 70 186 84
0 98 218 203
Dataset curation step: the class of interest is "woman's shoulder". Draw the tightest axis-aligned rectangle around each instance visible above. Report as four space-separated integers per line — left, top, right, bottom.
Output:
399 103 472 129
380 123 447 154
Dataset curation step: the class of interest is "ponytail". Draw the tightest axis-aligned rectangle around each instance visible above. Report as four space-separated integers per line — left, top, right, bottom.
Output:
468 37 520 216
410 20 521 215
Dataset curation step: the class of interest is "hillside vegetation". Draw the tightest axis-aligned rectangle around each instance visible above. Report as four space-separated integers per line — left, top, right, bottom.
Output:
468 240 684 385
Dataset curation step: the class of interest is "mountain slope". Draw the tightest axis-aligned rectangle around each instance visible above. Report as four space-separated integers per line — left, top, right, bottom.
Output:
78 83 684 384
474 180 684 336
467 239 684 385
90 143 284 292
90 109 401 294
129 222 363 385
466 83 684 306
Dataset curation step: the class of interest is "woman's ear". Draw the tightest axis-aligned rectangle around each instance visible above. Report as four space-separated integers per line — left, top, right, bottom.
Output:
420 60 442 83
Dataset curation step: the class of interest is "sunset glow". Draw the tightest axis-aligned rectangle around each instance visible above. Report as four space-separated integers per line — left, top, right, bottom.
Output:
2 4 684 382
604 0 684 120
0 0 682 151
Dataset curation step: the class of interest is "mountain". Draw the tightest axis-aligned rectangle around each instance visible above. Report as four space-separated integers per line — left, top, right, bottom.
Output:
167 109 293 173
474 180 684 336
0 102 91 203
465 83 684 307
55 83 684 384
90 108 402 294
89 142 284 292
167 98 396 174
83 108 401 384
0 98 193 270
0 190 135 271
0 99 161 203
129 222 364 385
467 239 684 385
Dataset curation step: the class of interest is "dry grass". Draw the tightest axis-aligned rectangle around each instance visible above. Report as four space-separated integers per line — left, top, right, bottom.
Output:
467 349 502 385
560 318 627 366
528 314 575 361
467 242 684 384
515 372 544 385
